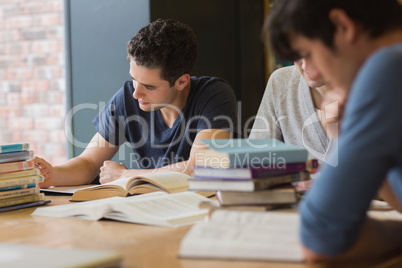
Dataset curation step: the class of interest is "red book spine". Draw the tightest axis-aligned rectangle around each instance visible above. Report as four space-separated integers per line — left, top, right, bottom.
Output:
0 160 35 174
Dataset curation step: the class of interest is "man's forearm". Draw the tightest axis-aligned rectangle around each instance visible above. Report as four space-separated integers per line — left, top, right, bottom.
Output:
53 156 100 186
303 216 402 263
339 217 402 261
378 180 402 213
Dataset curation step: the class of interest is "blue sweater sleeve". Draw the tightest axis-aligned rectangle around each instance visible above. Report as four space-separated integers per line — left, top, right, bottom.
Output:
300 44 402 255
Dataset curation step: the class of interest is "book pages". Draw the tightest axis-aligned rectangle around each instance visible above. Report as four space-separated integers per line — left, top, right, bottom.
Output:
32 192 211 227
0 243 121 268
108 191 209 227
32 196 116 220
179 209 304 262
127 172 190 193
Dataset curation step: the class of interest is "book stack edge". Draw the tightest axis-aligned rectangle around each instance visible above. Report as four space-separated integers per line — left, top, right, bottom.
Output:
190 138 316 211
0 143 50 212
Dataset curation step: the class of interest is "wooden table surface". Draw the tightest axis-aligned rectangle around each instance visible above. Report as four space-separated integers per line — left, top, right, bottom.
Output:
0 195 400 268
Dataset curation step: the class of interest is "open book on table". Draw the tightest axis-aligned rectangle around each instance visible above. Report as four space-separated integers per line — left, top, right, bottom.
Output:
68 171 191 201
179 209 304 262
32 191 212 228
0 243 121 268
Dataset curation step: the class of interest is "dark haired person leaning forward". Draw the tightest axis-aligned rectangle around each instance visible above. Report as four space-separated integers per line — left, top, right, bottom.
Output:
35 19 237 187
266 0 402 263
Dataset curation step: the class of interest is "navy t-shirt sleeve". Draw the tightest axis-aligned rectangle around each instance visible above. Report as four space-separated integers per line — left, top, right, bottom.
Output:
193 79 238 133
300 45 402 255
92 86 128 146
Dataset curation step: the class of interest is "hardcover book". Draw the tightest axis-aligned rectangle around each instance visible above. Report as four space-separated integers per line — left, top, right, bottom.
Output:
216 185 297 206
0 175 44 188
0 200 50 213
0 143 29 154
33 191 211 228
0 169 40 180
199 200 280 212
0 160 35 174
70 171 191 201
0 183 36 191
196 138 308 168
194 159 318 179
0 186 40 200
188 171 310 192
0 150 34 164
0 193 45 208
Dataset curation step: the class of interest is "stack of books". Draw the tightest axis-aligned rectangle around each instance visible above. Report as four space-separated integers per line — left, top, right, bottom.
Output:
189 138 317 210
0 143 48 212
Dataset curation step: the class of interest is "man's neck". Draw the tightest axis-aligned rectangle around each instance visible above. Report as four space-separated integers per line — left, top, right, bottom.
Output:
357 29 402 65
372 28 402 50
341 28 402 90
159 80 191 128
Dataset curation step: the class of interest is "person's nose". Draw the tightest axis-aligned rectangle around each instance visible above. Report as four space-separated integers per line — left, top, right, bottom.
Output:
302 58 319 75
301 58 308 71
132 81 144 99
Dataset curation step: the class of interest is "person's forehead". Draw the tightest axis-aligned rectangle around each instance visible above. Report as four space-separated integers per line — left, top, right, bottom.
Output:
130 62 161 75
129 62 166 83
289 32 311 51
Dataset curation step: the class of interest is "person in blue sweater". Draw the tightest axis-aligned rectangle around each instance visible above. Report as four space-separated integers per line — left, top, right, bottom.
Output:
265 0 402 262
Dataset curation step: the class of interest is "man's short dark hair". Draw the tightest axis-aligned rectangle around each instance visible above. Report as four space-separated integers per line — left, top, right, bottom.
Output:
265 0 402 61
127 18 198 87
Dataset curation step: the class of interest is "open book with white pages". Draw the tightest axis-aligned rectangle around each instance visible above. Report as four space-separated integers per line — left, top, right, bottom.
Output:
32 191 211 228
179 206 402 263
0 243 121 268
179 209 304 262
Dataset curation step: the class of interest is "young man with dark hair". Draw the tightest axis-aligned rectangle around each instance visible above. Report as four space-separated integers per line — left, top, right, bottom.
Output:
266 0 402 263
35 19 237 187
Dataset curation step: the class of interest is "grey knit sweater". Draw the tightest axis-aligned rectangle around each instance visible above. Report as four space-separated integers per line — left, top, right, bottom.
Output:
249 65 333 162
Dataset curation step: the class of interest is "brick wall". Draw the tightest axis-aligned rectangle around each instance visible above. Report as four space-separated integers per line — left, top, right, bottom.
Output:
0 0 67 165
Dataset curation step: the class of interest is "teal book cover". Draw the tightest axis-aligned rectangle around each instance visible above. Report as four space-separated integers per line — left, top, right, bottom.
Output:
200 139 308 168
0 143 30 154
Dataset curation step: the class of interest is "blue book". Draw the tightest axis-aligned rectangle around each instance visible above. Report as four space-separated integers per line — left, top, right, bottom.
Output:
0 150 34 164
0 143 29 154
0 200 50 213
193 159 319 179
198 138 308 168
0 184 36 192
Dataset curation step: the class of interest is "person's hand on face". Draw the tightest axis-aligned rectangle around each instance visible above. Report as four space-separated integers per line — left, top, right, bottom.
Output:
320 88 348 139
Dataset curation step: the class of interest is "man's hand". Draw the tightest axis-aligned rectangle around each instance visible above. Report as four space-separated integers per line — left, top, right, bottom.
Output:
34 156 54 189
378 180 402 213
99 160 127 184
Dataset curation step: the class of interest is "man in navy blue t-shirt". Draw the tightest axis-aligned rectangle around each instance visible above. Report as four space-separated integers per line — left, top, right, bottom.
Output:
35 19 237 187
266 0 402 263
